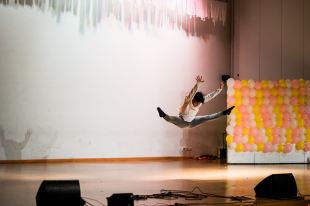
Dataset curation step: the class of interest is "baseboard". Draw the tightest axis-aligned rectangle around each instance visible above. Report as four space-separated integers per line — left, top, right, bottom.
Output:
0 156 190 164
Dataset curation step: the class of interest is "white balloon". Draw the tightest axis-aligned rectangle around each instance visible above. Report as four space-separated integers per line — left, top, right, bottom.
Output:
228 142 237 150
248 80 255 88
226 125 234 135
227 78 235 88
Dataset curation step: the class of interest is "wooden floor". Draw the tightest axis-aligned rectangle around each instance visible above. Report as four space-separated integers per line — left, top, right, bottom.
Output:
0 159 310 206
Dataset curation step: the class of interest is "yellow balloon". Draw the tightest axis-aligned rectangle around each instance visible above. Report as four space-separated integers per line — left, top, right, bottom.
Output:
267 135 273 143
271 88 277 96
278 144 284 153
236 143 244 152
266 128 272 136
276 96 283 105
296 142 304 150
241 80 248 87
292 89 299 97
256 90 263 98
235 99 242 106
257 143 264 152
298 120 304 127
299 97 305 105
261 80 268 88
257 122 264 128
242 128 249 136
226 135 234 144
273 106 280 114
235 90 242 98
279 80 286 87
249 136 255 144
286 128 292 136
293 106 299 113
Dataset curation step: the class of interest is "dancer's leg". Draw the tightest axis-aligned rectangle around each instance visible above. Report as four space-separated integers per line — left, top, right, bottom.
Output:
189 106 235 128
189 111 224 128
157 107 189 128
164 115 190 128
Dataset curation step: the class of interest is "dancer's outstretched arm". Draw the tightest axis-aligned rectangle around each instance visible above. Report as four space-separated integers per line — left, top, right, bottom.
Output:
204 82 224 103
184 75 204 102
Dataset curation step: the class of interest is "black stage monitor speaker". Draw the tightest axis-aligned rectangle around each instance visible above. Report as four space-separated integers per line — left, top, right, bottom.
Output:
36 180 85 206
254 173 297 199
221 74 231 82
107 193 134 206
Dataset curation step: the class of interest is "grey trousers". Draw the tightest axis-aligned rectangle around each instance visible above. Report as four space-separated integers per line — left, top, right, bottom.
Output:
163 111 224 128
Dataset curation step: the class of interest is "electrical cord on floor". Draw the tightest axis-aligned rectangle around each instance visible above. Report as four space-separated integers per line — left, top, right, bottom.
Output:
134 186 254 203
83 196 106 206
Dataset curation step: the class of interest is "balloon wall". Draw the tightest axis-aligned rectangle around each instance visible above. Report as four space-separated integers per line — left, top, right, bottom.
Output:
226 79 310 155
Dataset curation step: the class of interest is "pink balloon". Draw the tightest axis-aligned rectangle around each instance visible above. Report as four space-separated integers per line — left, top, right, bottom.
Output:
280 105 288 113
270 96 277 105
244 143 252 152
255 136 263 144
234 80 242 89
299 105 306 114
234 126 243 136
234 135 242 143
292 128 300 136
250 128 258 137
292 135 300 144
241 87 250 96
300 87 306 95
238 105 247 113
227 96 236 105
264 143 273 153
278 88 285 96
255 82 262 90
282 120 290 128
305 119 310 127
264 120 272 128
283 112 291 121
249 97 256 105
304 143 310 152
292 80 299 89
262 113 270 120
272 136 280 144
244 121 251 128
290 97 298 105
272 128 280 137
263 89 271 97
284 144 292 153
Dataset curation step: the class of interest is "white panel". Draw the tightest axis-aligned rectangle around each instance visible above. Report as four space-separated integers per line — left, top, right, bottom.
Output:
227 149 254 163
260 0 282 80
279 148 305 163
282 0 303 79
304 0 310 80
254 152 280 164
235 0 260 80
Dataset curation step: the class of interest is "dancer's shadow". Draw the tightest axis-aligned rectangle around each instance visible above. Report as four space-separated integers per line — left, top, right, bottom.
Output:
0 126 32 160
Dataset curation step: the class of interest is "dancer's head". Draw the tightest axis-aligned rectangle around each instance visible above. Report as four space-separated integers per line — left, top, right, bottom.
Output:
193 92 204 106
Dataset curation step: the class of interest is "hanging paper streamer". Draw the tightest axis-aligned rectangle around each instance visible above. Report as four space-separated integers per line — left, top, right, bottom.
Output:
0 0 227 36
226 79 310 154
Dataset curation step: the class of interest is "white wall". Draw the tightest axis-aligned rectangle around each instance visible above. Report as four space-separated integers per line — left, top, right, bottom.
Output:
233 0 310 80
0 1 231 160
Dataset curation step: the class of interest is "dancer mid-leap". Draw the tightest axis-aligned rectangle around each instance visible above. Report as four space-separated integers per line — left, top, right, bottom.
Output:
157 75 235 128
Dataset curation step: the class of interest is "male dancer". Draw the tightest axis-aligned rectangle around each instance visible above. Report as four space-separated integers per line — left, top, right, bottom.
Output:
157 75 235 128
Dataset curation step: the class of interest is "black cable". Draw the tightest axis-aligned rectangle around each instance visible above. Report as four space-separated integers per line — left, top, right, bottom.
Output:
82 196 106 206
